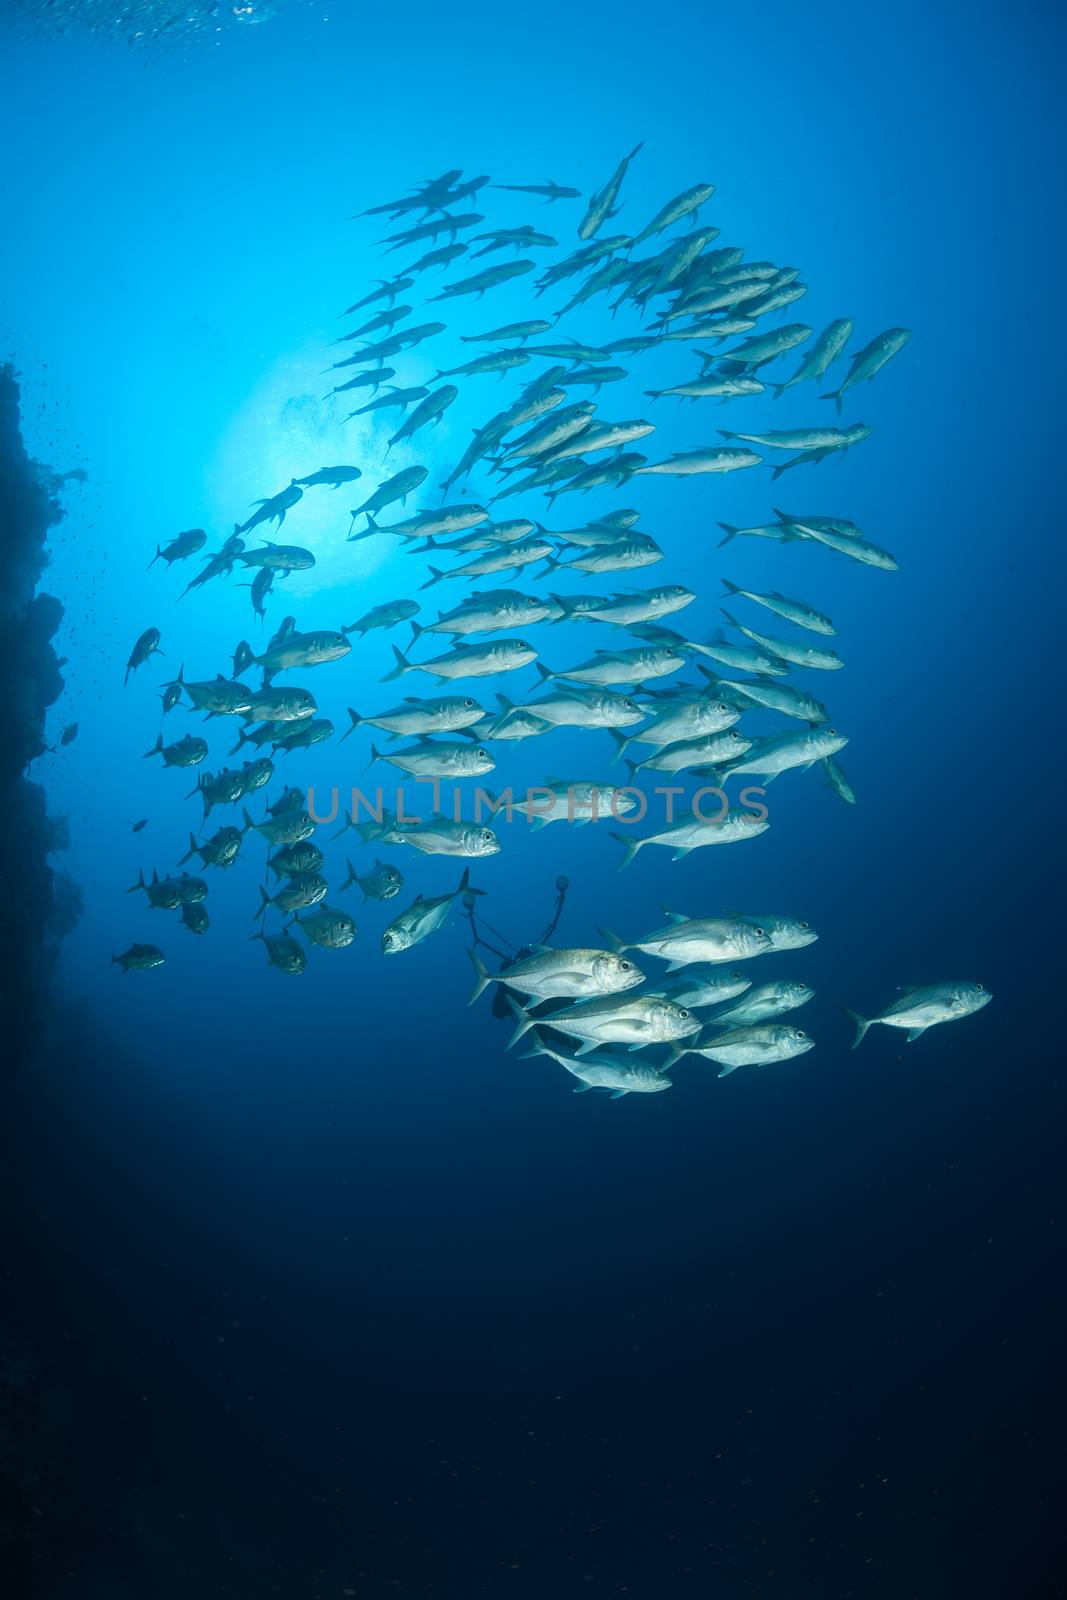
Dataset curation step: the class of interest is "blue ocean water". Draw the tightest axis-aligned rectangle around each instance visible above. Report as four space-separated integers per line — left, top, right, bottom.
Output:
1 3 1062 1595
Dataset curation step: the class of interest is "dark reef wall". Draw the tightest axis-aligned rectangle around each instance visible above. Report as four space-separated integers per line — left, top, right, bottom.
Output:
0 362 79 1069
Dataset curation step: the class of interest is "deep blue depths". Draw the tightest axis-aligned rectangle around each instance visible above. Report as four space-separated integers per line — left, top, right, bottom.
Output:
0 3 1063 1595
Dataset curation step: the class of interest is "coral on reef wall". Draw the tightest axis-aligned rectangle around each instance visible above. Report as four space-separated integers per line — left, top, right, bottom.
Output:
0 364 79 1070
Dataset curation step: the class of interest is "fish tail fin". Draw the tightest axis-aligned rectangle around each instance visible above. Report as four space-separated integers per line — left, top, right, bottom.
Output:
820 389 842 414
716 522 738 547
596 925 625 953
142 734 163 759
534 661 554 682
381 645 410 683
147 544 161 569
341 857 359 892
125 867 146 894
339 707 361 744
240 807 256 834
409 619 424 644
664 1045 689 1070
839 1004 872 1049
419 566 445 591
178 832 198 866
505 996 535 1051
624 758 640 783
456 865 485 899
607 728 630 765
467 948 492 1005
254 886 271 921
611 830 642 871
366 742 383 772
720 577 740 596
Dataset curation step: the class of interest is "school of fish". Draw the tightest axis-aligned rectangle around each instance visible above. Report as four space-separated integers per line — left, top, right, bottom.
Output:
113 153 991 1097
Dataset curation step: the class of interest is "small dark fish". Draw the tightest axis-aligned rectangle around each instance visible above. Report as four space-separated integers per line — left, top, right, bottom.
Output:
125 627 162 686
269 786 306 817
111 943 165 973
268 841 325 880
349 467 429 530
491 181 581 203
232 640 255 677
341 856 403 901
235 484 303 536
325 367 397 399
144 733 209 768
180 826 244 870
129 818 148 833
378 212 484 253
428 260 535 302
386 385 458 453
292 465 363 489
245 567 274 619
403 242 469 275
178 538 245 601
342 305 412 340
343 598 420 636
59 721 78 746
160 682 183 716
340 277 414 315
343 386 429 420
251 929 306 976
148 528 207 569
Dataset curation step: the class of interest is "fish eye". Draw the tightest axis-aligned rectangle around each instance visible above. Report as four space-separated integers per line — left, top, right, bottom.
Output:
481 830 494 842
717 703 729 713
828 728 837 735
794 1030 806 1040
476 748 488 759
619 959 632 970
975 983 983 991
464 699 476 708
679 1008 690 1019
754 926 767 938
799 921 809 930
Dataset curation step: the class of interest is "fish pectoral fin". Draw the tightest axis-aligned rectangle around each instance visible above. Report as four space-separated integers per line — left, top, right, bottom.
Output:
906 1027 928 1043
